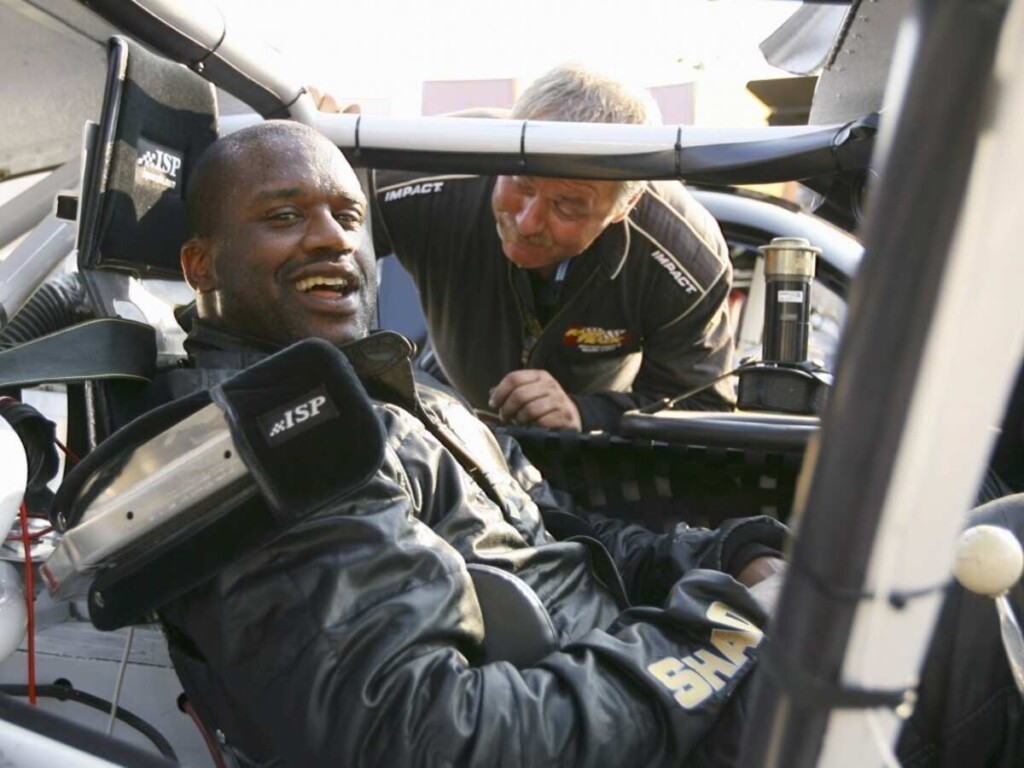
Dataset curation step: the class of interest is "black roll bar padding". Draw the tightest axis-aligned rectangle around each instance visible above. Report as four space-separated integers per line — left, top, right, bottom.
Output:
345 118 876 186
85 1 289 118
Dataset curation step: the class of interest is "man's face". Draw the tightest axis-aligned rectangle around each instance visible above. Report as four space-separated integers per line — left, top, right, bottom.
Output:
491 175 630 273
193 138 376 347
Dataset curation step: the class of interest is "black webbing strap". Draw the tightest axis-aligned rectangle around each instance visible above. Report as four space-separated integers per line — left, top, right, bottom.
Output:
0 319 156 388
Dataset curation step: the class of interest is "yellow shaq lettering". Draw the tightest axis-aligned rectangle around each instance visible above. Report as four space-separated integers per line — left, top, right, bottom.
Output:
711 629 761 666
647 658 715 708
646 602 764 709
683 649 738 691
706 601 763 636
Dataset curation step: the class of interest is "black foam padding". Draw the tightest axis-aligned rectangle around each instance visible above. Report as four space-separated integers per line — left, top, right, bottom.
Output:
82 36 217 278
0 400 59 513
211 338 386 519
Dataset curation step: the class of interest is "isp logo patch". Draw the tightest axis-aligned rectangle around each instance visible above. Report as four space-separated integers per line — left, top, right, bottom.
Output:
136 137 184 193
258 386 339 447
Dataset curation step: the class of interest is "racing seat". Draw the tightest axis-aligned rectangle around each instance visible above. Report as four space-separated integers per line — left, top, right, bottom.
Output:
0 35 217 500
71 34 218 449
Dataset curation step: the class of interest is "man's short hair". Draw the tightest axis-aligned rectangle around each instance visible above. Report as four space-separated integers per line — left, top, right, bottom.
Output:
186 121 328 238
512 63 661 126
512 64 660 209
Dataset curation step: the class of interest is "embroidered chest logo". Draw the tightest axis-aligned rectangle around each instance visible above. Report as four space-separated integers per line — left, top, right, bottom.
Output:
258 386 340 446
136 138 183 192
562 326 631 353
383 181 445 202
651 250 699 294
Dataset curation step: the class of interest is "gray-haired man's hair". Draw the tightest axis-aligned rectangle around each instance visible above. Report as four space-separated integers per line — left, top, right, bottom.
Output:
512 63 661 207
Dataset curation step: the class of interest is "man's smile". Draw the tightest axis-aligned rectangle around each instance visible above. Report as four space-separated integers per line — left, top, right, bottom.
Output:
287 263 362 310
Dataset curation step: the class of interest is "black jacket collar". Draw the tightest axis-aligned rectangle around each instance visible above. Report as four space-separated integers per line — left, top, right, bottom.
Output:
185 321 422 408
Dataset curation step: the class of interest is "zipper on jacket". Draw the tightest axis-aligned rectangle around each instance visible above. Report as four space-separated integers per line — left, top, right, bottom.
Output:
507 260 605 369
523 265 602 369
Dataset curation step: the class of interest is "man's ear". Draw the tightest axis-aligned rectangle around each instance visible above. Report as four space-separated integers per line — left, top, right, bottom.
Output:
609 187 645 224
181 237 216 293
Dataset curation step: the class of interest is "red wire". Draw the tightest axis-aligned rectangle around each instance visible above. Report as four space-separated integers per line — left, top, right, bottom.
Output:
6 525 53 542
18 502 36 705
3 397 75 707
54 438 80 466
182 698 228 768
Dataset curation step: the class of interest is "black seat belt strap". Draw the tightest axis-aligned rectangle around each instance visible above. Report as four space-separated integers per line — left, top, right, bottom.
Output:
0 319 156 388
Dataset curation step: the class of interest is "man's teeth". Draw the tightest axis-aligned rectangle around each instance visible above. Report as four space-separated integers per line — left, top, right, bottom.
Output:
294 275 350 292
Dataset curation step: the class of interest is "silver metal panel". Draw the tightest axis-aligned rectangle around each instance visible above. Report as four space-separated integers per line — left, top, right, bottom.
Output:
43 401 250 599
0 160 80 251
0 0 114 179
84 271 193 362
0 0 247 180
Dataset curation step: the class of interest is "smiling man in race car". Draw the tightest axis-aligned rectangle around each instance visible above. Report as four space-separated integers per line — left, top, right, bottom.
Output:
151 117 788 767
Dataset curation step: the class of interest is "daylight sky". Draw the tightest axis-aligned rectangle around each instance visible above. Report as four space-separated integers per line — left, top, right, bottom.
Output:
214 0 801 115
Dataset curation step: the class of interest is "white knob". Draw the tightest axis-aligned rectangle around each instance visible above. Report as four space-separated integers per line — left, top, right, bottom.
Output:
954 525 1024 597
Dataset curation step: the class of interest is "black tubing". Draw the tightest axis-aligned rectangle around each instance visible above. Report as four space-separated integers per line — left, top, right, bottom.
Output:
0 681 177 760
0 273 95 350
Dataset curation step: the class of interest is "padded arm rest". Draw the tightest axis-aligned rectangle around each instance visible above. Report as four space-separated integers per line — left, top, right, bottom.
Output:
619 410 819 452
44 339 386 630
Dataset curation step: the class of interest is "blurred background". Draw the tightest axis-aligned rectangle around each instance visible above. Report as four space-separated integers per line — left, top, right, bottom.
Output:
213 0 810 199
216 0 804 122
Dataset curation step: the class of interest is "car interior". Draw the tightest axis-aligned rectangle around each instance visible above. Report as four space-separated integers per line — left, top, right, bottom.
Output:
2 1 1023 764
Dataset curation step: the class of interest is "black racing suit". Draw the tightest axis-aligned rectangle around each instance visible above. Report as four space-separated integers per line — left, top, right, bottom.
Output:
150 321 785 767
370 172 736 431
896 493 1024 768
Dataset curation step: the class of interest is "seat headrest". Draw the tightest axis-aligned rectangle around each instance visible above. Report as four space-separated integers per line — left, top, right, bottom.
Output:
78 36 218 279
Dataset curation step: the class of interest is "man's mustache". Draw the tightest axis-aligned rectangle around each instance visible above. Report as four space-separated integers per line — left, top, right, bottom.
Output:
497 213 554 248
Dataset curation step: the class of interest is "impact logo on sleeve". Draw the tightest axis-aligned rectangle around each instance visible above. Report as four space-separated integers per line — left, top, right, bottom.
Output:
651 250 699 294
136 138 183 193
647 601 763 710
562 326 631 353
258 386 340 447
383 181 445 202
